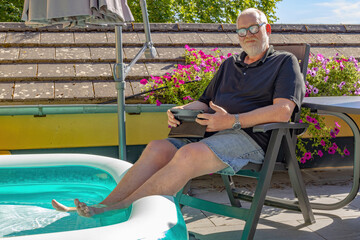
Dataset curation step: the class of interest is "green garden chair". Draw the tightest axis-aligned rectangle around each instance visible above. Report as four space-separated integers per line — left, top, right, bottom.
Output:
176 43 315 240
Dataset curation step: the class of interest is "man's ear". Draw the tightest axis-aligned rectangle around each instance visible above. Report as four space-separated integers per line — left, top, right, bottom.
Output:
266 24 271 35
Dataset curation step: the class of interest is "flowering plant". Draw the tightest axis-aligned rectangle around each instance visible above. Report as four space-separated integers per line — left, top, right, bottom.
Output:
141 47 360 163
140 45 229 106
296 53 359 163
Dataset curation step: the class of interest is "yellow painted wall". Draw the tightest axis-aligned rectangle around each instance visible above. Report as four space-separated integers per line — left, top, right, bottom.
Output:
0 112 169 150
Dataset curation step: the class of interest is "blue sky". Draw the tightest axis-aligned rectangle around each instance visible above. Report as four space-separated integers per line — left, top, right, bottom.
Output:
275 0 360 24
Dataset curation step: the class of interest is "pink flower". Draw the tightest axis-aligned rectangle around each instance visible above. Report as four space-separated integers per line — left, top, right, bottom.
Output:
334 127 340 135
318 150 323 157
227 53 232 57
140 79 148 85
211 47 218 51
156 99 162 106
300 157 306 163
324 76 329 82
320 139 326 146
330 130 336 138
315 124 321 130
299 119 303 123
310 118 318 124
183 96 194 101
178 79 185 84
325 69 330 74
335 121 341 128
344 148 350 156
304 152 312 160
306 116 312 122
328 147 336 154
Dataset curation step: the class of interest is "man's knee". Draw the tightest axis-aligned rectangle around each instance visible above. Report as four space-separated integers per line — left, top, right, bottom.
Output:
143 139 177 160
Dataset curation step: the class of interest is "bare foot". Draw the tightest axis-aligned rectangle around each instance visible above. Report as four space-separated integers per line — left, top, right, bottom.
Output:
52 199 76 212
74 199 106 217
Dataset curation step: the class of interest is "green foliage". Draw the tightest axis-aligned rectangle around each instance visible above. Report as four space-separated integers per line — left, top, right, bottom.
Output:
128 0 281 23
0 0 23 22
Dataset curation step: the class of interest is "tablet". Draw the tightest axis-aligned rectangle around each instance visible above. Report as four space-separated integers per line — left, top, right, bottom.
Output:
170 109 204 122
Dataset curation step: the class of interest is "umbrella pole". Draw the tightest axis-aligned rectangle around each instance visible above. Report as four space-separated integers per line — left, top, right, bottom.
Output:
114 25 126 160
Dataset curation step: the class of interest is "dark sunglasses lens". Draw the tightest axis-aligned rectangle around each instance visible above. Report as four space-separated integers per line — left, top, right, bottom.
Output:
249 25 259 34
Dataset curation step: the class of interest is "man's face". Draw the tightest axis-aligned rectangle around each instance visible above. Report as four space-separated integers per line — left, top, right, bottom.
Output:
236 13 269 57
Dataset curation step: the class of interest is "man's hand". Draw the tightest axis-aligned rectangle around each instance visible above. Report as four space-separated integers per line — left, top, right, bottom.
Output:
167 106 183 127
196 101 234 132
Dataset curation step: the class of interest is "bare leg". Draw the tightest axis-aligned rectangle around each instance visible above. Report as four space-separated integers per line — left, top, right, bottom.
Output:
52 140 177 212
75 142 228 217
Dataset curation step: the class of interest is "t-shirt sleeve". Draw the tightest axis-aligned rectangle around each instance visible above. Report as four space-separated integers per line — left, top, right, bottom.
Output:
273 54 305 112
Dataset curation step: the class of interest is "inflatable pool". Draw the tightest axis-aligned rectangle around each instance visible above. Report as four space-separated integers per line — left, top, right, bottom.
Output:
0 154 188 240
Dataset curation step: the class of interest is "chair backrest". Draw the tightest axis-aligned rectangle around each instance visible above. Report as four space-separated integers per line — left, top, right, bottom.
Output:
273 43 310 83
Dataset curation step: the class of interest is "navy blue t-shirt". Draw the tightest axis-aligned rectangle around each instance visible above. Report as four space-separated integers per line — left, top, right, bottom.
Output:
198 45 305 151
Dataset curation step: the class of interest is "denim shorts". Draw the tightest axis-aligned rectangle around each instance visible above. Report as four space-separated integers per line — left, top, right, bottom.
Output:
167 128 265 175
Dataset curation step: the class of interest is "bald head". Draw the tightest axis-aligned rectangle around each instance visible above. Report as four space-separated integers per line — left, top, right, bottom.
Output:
236 8 268 28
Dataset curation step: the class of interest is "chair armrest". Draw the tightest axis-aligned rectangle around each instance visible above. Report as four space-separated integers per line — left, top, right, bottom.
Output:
252 122 309 133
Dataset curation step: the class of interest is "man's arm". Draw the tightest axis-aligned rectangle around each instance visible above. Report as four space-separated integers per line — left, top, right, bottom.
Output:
196 98 296 132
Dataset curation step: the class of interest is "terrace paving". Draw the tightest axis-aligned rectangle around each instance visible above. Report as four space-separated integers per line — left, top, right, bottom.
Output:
0 22 359 104
186 168 360 240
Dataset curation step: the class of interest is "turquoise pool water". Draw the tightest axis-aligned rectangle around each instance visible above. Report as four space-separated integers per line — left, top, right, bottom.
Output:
0 166 131 237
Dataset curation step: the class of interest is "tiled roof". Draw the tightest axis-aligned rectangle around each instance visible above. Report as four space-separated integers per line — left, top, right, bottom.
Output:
0 22 359 104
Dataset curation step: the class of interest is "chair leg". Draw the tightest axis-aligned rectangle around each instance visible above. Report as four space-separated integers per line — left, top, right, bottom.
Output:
241 129 284 240
221 175 242 207
283 131 315 224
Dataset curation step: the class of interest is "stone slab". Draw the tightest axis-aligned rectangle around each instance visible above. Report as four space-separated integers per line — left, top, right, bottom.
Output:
55 81 94 99
198 33 233 44
129 80 144 96
0 33 6 43
93 81 117 98
75 63 112 77
5 32 40 44
106 32 140 44
74 32 108 44
40 32 74 44
93 81 133 98
147 23 178 32
55 47 91 60
37 64 75 78
226 33 239 44
178 23 223 32
138 32 172 44
90 47 116 61
0 48 19 61
145 63 175 77
19 47 55 60
278 33 309 44
222 24 236 32
123 47 148 60
344 25 360 32
306 34 345 44
338 34 360 44
13 82 54 100
168 33 203 44
272 24 307 32
0 64 37 78
306 24 347 33
126 63 148 77
269 34 286 44
156 47 185 59
335 47 360 58
310 47 342 58
0 82 14 100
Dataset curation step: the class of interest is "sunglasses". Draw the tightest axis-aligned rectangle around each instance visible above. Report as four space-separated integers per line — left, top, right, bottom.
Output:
236 22 266 37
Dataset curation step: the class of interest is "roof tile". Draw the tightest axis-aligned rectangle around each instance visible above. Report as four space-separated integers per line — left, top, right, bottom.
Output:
145 63 176 76
126 63 148 77
90 47 116 61
226 33 239 44
55 81 94 99
124 47 149 60
74 32 108 43
93 81 117 98
338 34 360 44
0 82 14 100
0 48 19 61
178 23 223 32
156 47 185 59
335 47 360 57
271 24 307 32
106 32 141 44
168 32 202 44
55 47 91 60
0 33 6 43
40 32 74 44
344 25 360 32
305 34 345 44
75 63 112 77
198 33 233 44
306 25 347 33
138 32 172 44
5 32 40 44
14 81 54 100
19 47 55 60
0 64 37 78
148 23 178 32
310 47 341 58
38 64 75 78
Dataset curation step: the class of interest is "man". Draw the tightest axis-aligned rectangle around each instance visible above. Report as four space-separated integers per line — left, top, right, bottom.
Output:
52 8 304 217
